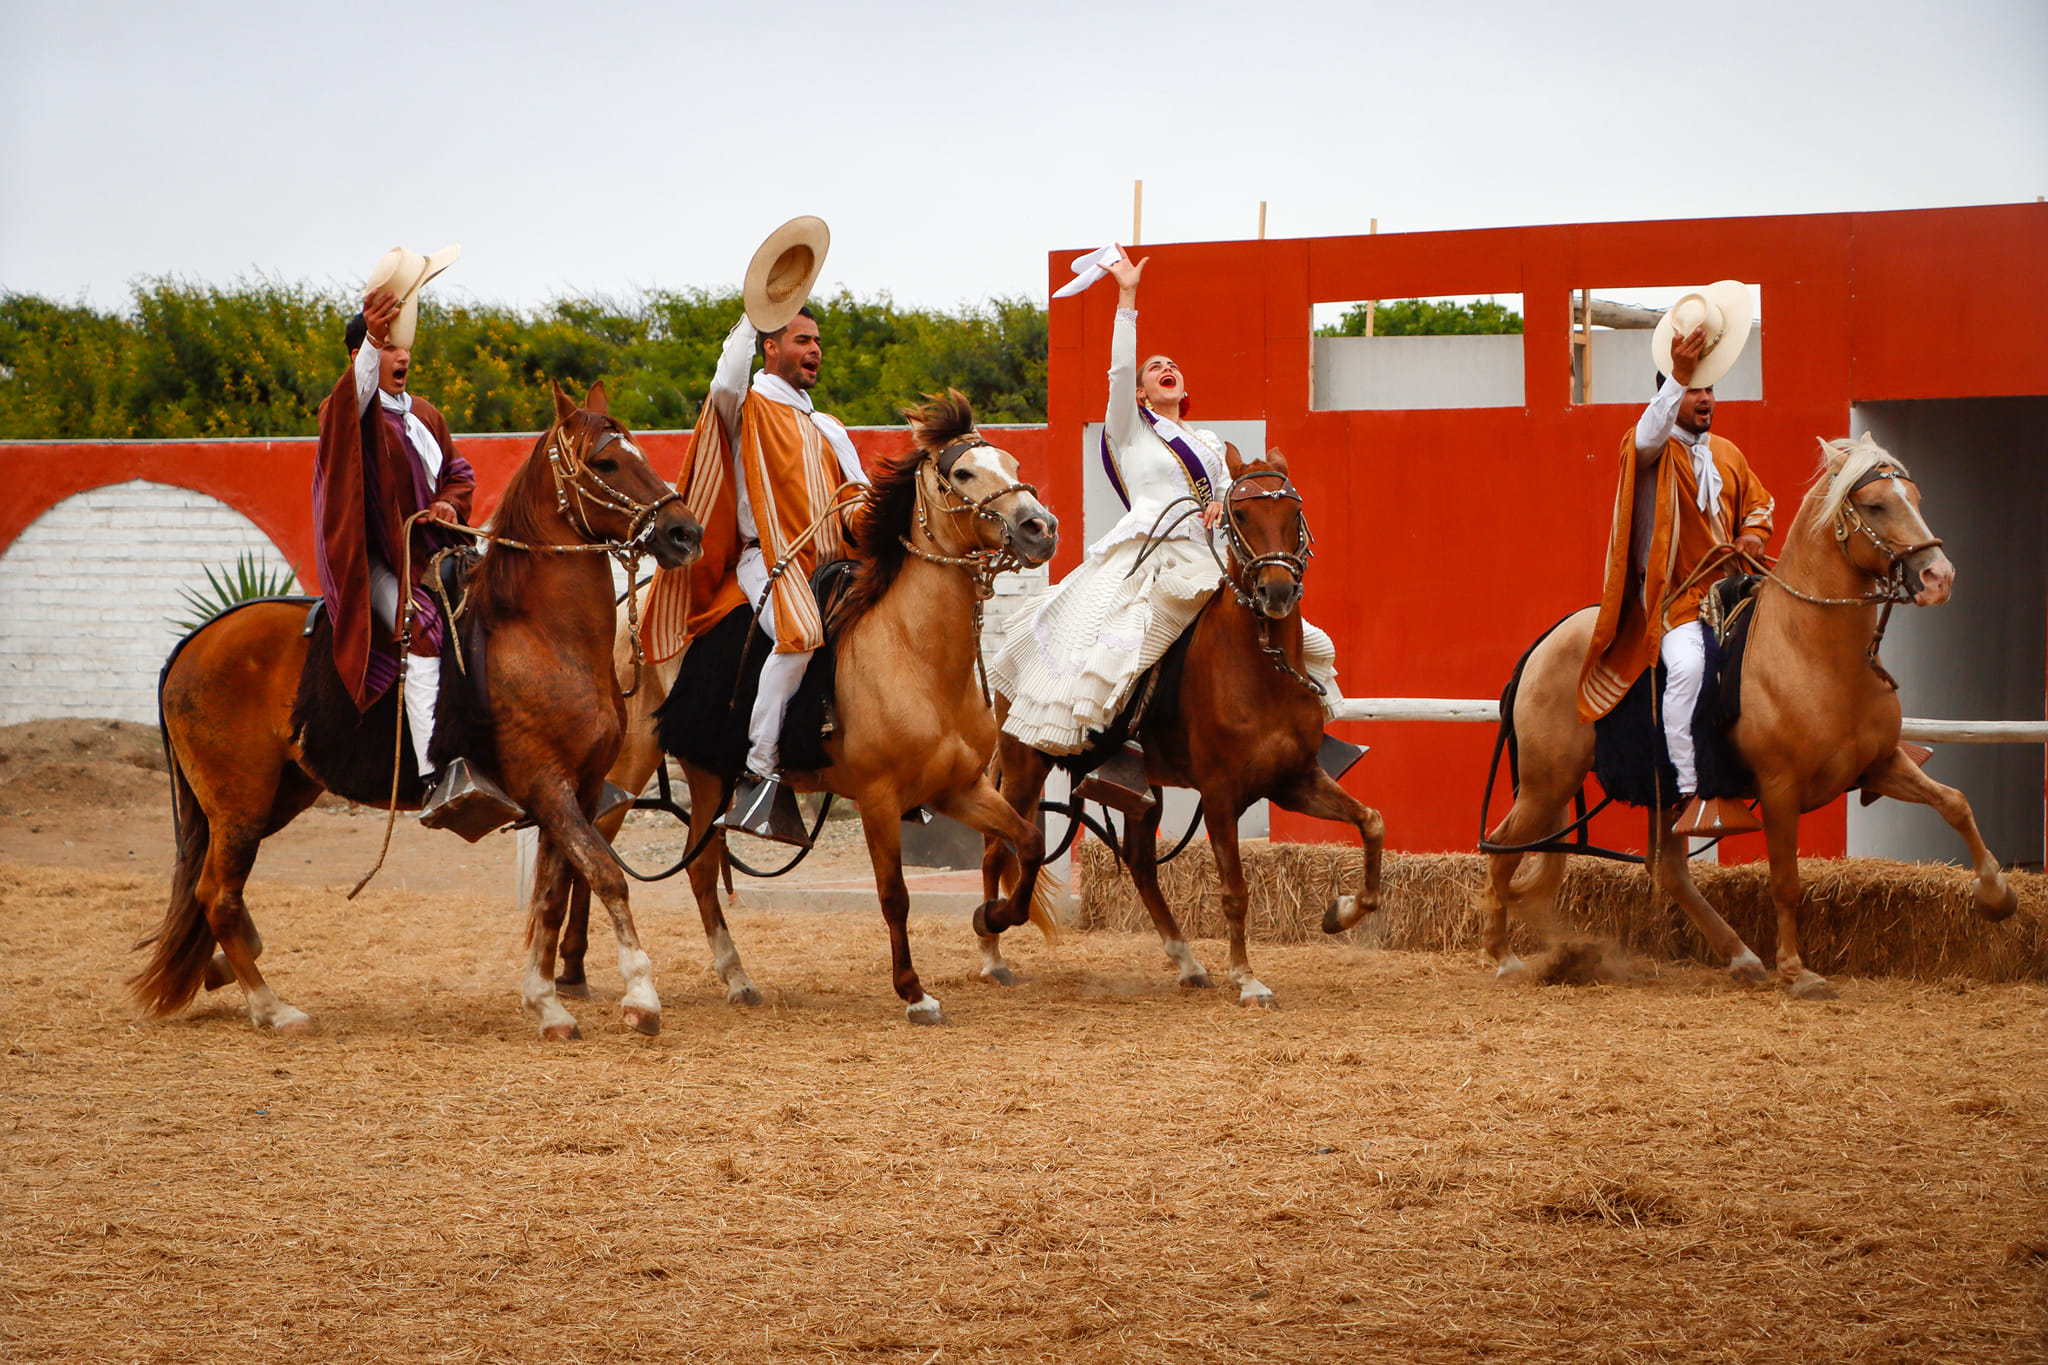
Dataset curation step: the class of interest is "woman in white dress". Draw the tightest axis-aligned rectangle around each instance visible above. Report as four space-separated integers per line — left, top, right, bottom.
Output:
992 250 1339 756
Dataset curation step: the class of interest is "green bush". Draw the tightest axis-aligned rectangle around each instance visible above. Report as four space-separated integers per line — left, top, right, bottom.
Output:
0 279 1050 440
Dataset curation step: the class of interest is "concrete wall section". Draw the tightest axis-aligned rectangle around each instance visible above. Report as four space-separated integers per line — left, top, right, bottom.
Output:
0 480 297 725
1846 398 2047 868
1313 334 1525 410
1586 327 1765 405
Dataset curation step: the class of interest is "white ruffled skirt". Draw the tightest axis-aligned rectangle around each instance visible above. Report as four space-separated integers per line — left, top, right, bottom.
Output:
990 535 1339 755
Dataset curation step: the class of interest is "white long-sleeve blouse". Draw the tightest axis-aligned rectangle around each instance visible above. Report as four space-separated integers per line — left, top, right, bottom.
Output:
1090 309 1229 559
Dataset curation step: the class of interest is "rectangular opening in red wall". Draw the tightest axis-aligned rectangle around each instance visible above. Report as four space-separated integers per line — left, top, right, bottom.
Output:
1567 285 1765 406
1310 294 1525 411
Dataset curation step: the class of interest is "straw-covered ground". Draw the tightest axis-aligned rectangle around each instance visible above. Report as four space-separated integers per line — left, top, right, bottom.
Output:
4 852 2046 1364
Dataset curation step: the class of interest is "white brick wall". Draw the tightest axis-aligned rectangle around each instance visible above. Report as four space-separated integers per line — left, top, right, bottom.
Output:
0 480 298 724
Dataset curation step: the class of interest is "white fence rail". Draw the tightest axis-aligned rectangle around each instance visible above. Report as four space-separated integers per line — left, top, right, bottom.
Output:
1332 699 2048 745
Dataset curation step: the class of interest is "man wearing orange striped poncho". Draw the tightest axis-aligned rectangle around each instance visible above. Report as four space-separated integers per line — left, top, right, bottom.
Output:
641 305 869 825
1578 324 1774 835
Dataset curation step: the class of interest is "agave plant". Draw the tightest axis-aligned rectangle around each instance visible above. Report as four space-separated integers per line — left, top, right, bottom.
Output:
171 552 301 633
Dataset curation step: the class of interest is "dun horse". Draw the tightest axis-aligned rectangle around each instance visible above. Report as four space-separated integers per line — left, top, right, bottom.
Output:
131 384 702 1038
555 392 1061 1024
1481 435 2017 998
980 448 1386 1007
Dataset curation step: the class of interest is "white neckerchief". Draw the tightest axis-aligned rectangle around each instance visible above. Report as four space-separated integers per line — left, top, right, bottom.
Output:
377 389 443 483
1677 427 1722 517
751 370 869 487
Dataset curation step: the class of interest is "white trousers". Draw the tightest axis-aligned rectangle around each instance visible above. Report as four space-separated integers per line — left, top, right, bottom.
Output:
736 545 814 777
1660 620 1707 796
371 562 441 778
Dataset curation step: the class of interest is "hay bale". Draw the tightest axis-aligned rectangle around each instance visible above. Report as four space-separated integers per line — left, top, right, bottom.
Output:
1075 838 2048 982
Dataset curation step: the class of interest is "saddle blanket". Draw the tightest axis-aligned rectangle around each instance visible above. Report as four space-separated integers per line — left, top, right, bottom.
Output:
1590 584 1758 808
654 561 851 781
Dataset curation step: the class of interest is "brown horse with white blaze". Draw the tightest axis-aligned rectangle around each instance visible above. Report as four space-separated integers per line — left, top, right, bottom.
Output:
130 383 702 1038
557 392 1062 1023
980 448 1387 1007
1481 435 2017 998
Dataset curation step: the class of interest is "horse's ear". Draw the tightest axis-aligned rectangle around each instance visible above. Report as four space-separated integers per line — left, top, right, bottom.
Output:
585 379 610 416
1263 447 1291 477
1224 442 1246 478
551 381 576 423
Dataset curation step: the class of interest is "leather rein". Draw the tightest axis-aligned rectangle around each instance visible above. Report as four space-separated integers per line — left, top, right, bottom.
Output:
895 434 1040 705
1670 464 1940 692
1130 468 1324 695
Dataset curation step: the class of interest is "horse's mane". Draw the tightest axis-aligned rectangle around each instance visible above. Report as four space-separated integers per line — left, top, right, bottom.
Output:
468 412 615 622
832 390 977 636
1794 433 1909 538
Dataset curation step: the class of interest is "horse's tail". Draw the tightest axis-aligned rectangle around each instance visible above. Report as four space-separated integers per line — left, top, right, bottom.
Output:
1025 865 1063 945
128 717 214 1018
1480 611 1581 846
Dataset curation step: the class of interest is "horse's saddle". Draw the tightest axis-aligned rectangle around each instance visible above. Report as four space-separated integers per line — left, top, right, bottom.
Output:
654 559 854 781
291 551 490 808
1590 579 1760 809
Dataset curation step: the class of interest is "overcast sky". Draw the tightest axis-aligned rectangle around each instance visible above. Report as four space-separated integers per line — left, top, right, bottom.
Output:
3 0 2043 315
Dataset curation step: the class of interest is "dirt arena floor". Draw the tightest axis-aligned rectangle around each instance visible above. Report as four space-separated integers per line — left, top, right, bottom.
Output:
3 721 2046 1362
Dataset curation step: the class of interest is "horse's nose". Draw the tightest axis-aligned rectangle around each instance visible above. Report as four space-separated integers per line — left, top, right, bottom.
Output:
1256 579 1300 619
661 513 703 566
1013 510 1059 564
1913 551 1954 607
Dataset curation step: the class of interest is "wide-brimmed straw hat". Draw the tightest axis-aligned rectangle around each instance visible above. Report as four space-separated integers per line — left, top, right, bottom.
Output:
1651 279 1754 390
743 217 830 332
365 244 461 349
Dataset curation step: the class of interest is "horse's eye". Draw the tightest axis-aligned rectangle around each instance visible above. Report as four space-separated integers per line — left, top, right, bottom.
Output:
592 458 619 474
953 468 970 481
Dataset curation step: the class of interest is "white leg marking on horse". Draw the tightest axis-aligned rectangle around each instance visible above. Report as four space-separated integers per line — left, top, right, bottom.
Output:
523 963 580 1039
1164 939 1210 985
708 926 761 1004
1728 948 1766 983
906 993 947 1025
616 944 661 1033
247 986 312 1035
1495 953 1528 979
979 935 1015 983
1233 973 1278 1009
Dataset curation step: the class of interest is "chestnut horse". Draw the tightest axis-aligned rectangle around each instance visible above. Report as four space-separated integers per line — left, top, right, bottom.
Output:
1480 435 2017 998
557 392 1062 1024
979 448 1387 1008
130 383 702 1038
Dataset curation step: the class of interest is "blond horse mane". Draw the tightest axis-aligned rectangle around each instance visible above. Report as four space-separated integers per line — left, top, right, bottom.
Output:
1802 433 1911 537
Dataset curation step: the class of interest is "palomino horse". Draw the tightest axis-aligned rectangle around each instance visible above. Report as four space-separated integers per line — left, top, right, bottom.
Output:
1480 435 2017 999
131 383 703 1038
979 448 1387 1007
557 391 1061 1024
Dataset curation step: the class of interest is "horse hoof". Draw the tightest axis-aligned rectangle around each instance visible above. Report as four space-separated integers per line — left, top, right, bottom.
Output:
268 1009 316 1037
622 1007 661 1037
204 952 234 991
555 978 592 1000
728 985 764 1007
540 1022 583 1042
1786 972 1838 1001
971 903 994 938
1976 876 2019 923
1493 954 1529 981
981 966 1018 987
906 997 948 1026
1727 950 1768 985
1181 974 1214 990
1322 897 1354 934
1237 990 1279 1010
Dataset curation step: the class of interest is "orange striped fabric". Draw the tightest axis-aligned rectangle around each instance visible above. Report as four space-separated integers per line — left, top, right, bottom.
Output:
1578 429 1774 723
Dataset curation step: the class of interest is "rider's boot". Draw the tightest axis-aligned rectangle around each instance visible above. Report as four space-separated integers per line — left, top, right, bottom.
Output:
1671 794 1761 837
1076 741 1157 816
721 770 814 849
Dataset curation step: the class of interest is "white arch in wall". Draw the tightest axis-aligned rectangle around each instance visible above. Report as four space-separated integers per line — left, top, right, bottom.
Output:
0 479 300 725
